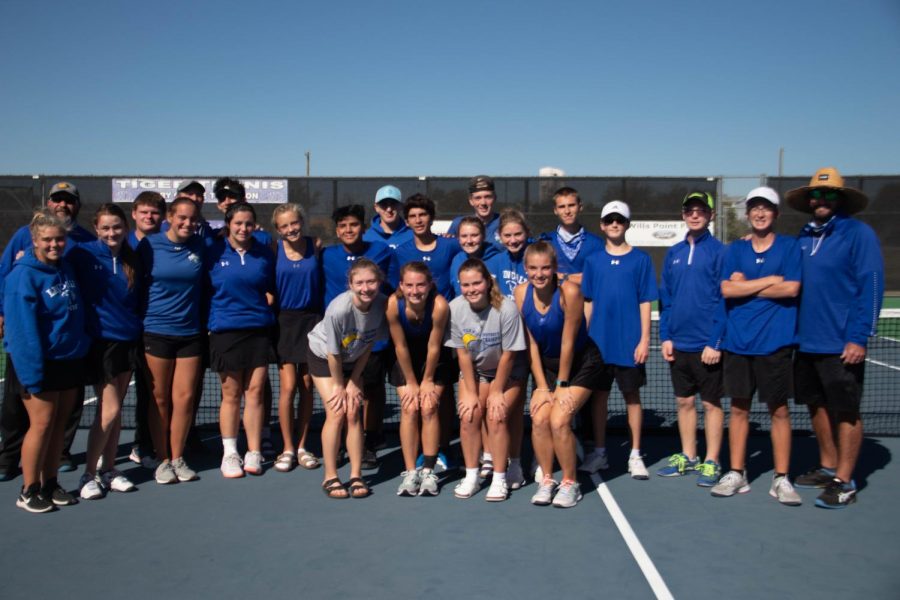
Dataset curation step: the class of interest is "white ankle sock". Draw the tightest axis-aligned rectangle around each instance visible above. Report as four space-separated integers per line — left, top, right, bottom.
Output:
223 437 238 456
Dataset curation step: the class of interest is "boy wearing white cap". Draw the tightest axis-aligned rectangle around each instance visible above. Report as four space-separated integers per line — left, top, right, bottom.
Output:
581 201 658 479
712 187 803 505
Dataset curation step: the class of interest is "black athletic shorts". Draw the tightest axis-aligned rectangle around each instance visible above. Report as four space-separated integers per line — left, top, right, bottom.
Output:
723 347 793 404
10 357 87 394
307 352 356 379
87 339 139 385
275 309 321 365
596 364 646 393
670 350 723 399
793 351 864 413
362 346 396 388
144 332 205 359
209 328 275 373
389 347 457 388
542 340 606 391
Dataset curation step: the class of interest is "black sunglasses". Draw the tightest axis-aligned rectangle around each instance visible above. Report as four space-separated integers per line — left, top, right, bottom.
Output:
808 189 840 202
602 215 628 225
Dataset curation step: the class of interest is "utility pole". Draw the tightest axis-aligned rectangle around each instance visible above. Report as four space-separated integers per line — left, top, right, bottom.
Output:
305 151 311 177
778 147 784 178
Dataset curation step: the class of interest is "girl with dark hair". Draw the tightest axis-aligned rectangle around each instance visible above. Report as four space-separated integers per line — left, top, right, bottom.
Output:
308 258 389 499
206 203 277 478
5 211 90 512
387 262 452 496
445 258 527 501
137 198 206 485
69 204 143 499
450 216 499 297
271 203 323 472
515 242 603 507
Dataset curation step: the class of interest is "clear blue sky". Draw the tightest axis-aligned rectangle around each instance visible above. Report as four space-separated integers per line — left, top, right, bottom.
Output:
1 0 898 178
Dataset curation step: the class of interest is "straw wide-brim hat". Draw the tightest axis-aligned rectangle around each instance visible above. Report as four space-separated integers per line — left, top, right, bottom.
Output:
785 166 868 215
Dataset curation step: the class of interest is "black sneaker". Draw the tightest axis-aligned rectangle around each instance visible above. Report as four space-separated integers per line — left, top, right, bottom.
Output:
794 467 835 489
16 485 55 513
42 480 78 506
815 478 857 509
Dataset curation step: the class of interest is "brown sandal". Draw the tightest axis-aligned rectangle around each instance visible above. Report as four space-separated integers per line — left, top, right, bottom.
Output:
347 477 371 498
322 477 348 499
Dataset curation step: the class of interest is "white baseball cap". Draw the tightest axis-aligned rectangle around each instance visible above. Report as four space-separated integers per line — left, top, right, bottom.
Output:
601 200 631 220
744 186 780 207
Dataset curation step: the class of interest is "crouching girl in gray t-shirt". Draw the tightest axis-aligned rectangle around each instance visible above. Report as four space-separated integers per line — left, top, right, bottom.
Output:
445 258 527 502
307 258 388 499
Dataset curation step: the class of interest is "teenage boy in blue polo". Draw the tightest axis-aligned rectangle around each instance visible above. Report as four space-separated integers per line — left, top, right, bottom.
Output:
541 186 604 284
655 191 726 487
785 167 883 509
712 187 802 505
581 201 658 479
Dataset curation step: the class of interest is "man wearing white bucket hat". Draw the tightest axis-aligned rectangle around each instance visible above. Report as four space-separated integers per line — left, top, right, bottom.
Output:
785 167 884 509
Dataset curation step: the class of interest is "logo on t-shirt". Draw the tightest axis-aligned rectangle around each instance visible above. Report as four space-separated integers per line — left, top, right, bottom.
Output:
610 259 620 265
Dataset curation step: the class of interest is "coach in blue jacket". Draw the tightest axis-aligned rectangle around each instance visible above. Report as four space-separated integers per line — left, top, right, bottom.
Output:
786 167 884 509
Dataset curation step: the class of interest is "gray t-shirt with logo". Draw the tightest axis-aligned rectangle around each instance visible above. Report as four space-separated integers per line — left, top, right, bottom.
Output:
445 296 526 378
308 291 388 363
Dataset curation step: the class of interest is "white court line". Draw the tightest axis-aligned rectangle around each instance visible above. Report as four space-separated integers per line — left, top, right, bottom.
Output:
591 473 674 600
866 357 900 372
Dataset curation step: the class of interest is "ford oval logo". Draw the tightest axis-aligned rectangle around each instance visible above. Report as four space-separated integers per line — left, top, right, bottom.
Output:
653 230 677 239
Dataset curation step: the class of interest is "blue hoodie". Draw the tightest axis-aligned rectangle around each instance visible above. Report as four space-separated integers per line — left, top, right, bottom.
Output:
68 240 143 342
658 230 726 352
0 222 95 317
3 250 90 393
363 216 414 250
796 214 884 353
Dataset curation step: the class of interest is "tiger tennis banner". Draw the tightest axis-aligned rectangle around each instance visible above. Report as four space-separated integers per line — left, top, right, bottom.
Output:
111 178 288 204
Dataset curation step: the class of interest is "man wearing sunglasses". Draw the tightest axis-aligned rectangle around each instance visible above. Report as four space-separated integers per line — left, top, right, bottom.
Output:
785 167 883 509
0 182 96 480
655 191 726 488
581 201 658 480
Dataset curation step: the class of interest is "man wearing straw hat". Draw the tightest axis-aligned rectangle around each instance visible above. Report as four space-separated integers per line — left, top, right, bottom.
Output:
785 167 884 509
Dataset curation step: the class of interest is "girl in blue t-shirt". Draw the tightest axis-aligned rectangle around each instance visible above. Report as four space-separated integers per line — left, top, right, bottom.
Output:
70 204 143 499
271 203 323 472
137 198 206 485
206 203 276 479
486 209 530 300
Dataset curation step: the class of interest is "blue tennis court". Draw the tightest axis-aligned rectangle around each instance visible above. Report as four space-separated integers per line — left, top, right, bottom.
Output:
2 428 898 599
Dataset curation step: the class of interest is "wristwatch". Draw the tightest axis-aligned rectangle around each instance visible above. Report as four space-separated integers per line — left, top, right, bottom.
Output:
556 379 570 388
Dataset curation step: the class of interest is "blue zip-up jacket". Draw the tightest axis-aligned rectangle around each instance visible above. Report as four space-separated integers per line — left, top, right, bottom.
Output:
363 217 414 250
3 250 90 393
206 237 276 332
540 228 605 275
0 222 95 317
658 230 726 352
68 240 142 342
796 214 884 353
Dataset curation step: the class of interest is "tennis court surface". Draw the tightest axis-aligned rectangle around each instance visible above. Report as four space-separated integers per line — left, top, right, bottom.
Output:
2 429 897 599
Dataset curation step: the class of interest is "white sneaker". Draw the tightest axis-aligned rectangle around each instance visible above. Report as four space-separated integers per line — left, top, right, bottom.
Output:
129 446 142 465
419 469 440 496
485 478 509 502
244 451 263 476
79 473 104 500
454 478 480 499
552 480 583 508
397 470 421 496
628 456 649 480
711 470 751 497
100 469 136 493
531 477 558 506
507 461 526 490
579 449 609 474
221 453 245 478
769 475 802 506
